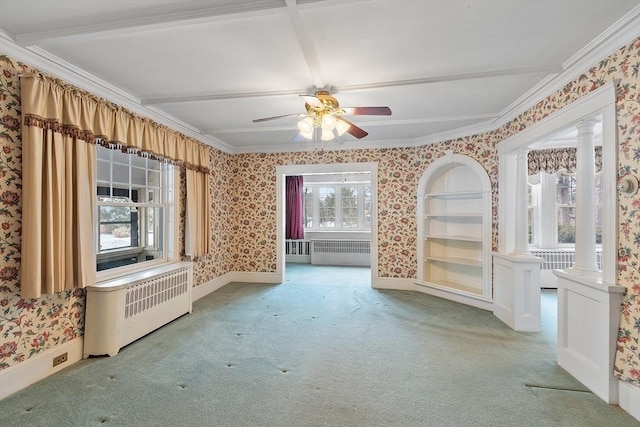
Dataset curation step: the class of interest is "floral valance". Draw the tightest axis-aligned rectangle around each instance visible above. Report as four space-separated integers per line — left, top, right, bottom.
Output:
20 72 210 173
528 146 602 175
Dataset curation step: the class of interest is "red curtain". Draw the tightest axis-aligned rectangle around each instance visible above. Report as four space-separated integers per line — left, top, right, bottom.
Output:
286 176 305 240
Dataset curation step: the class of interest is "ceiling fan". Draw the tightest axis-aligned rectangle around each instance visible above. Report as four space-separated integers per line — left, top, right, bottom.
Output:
252 90 391 142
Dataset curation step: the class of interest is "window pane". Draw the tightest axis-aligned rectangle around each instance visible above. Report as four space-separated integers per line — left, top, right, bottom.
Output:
97 160 110 183
557 207 576 243
318 186 335 228
112 163 130 185
99 222 132 251
131 167 146 187
303 186 313 228
100 205 132 222
341 186 358 228
364 186 371 229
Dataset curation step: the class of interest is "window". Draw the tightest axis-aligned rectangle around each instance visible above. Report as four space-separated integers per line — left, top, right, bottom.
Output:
304 182 371 231
556 173 577 244
528 171 602 248
96 145 174 273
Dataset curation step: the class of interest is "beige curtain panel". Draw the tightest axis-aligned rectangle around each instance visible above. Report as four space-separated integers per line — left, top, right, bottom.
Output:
186 169 211 258
19 73 211 298
20 124 97 299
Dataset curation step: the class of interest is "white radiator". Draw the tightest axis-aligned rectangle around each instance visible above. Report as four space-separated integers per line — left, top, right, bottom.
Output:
84 262 193 357
285 239 311 263
310 239 371 266
529 249 603 270
529 249 602 289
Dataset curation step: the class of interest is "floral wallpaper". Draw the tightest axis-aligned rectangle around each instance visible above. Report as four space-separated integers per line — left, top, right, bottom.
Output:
1 36 639 388
0 56 86 370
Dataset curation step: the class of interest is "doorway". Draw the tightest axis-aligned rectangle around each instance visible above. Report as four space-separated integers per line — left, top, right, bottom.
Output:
276 162 379 286
496 82 622 402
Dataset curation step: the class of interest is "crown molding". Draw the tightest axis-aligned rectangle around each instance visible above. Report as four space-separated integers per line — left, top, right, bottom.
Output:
0 35 234 153
410 4 640 150
13 1 286 46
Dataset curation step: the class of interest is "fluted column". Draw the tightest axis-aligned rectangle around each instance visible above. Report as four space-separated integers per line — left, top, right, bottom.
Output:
572 120 599 273
512 149 530 255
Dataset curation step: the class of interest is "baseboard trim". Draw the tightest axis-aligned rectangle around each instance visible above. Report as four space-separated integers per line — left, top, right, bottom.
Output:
231 271 282 284
192 272 235 301
619 380 640 422
415 281 493 311
0 338 83 400
192 271 283 301
372 277 416 291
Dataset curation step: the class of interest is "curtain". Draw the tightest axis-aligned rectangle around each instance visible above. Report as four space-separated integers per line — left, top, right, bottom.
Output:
20 125 96 299
186 169 211 257
19 72 211 298
528 146 602 175
286 176 305 240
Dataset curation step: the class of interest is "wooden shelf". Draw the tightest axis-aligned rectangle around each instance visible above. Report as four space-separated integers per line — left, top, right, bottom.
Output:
424 190 483 199
416 279 483 296
425 212 483 218
425 256 482 268
417 152 492 307
425 234 483 243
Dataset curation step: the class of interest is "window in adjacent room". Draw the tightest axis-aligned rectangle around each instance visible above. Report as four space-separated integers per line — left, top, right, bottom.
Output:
303 174 371 232
96 144 175 273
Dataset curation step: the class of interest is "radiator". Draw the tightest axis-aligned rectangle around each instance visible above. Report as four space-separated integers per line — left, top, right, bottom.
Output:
530 249 603 270
84 262 193 357
310 239 371 266
285 239 311 263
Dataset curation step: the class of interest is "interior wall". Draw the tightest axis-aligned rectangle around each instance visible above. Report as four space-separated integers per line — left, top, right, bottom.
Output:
0 37 638 384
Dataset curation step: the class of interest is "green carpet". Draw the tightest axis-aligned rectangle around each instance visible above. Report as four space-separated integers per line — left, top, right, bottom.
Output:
1 264 637 426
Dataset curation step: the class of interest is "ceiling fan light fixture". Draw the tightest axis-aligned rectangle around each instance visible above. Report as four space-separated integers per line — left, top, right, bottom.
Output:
297 116 314 134
321 127 335 141
320 113 337 131
335 119 350 136
300 128 314 140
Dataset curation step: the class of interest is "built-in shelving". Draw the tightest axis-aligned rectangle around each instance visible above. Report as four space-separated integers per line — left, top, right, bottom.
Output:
416 151 492 310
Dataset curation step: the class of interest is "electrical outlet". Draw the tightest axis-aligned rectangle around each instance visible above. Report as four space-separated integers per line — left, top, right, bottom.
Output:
52 352 68 367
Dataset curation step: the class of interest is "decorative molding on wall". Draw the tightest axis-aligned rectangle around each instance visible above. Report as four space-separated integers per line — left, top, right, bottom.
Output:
0 338 83 400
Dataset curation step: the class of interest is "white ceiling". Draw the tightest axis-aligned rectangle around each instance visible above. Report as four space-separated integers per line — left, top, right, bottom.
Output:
0 0 638 153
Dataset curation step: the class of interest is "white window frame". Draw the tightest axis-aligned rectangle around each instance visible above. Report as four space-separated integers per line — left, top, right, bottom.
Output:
95 145 177 280
303 182 371 232
528 170 603 249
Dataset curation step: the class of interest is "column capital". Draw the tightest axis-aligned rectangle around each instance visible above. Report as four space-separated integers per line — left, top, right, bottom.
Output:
575 119 599 135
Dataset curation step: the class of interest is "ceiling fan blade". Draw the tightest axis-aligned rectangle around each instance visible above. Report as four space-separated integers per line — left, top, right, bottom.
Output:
291 132 307 143
342 106 391 116
252 113 299 123
300 95 323 107
337 117 368 139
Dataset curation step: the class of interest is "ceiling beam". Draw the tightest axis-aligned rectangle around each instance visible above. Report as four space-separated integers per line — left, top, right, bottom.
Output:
13 0 287 46
201 113 500 134
141 65 561 105
284 0 325 89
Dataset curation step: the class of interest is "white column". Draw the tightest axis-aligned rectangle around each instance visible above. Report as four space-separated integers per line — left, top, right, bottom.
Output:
572 120 599 273
538 172 558 248
512 149 530 255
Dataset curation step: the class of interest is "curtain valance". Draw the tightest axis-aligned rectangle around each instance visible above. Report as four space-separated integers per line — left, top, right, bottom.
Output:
20 73 210 173
528 146 602 175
